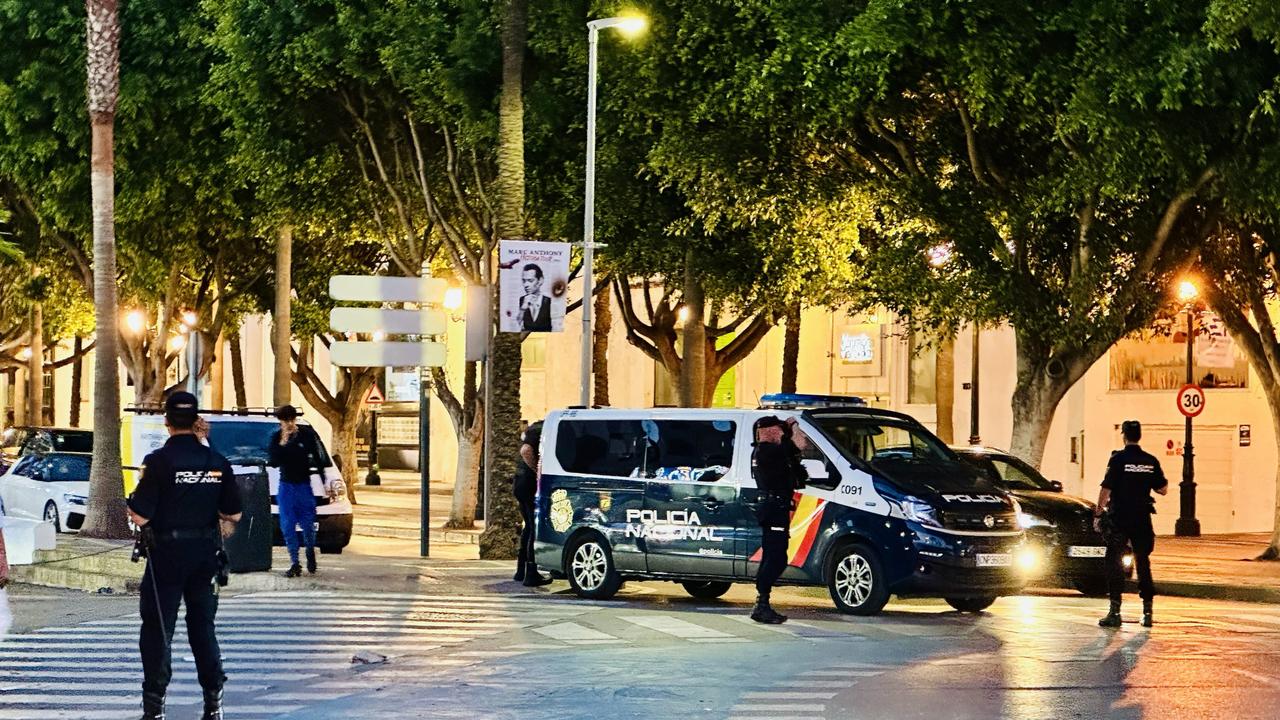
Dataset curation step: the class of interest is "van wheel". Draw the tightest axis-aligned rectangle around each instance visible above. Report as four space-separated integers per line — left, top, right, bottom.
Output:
827 543 890 616
681 581 732 600
565 535 622 600
946 596 997 613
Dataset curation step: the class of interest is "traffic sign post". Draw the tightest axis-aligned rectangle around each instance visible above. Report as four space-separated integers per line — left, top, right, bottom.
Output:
1177 301 1201 537
1177 384 1205 417
329 274 449 556
363 385 385 486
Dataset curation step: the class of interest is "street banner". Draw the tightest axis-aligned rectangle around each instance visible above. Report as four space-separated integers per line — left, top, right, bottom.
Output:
1195 311 1236 368
498 240 569 333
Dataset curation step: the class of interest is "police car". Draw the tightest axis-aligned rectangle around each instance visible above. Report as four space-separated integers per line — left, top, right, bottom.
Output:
121 409 353 553
533 395 1036 615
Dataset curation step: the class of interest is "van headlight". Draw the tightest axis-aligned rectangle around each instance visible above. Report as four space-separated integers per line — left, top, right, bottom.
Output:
330 479 347 499
894 496 941 528
63 493 87 506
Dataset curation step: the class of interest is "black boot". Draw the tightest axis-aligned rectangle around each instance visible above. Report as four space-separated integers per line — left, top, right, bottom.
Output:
751 594 787 624
514 560 526 583
201 687 223 720
1141 598 1153 628
140 690 165 720
521 562 552 587
284 563 302 578
1099 599 1122 628
306 547 317 575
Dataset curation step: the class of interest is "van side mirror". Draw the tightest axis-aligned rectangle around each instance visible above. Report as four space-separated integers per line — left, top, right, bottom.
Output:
1050 480 1063 492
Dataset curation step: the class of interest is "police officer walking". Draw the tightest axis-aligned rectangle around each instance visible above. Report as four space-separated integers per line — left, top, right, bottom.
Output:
128 392 242 720
513 420 552 587
751 416 806 624
1095 420 1168 629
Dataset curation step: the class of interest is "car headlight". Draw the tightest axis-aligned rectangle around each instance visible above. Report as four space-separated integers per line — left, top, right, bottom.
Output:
894 496 941 528
330 479 347 498
1017 512 1052 529
63 493 87 506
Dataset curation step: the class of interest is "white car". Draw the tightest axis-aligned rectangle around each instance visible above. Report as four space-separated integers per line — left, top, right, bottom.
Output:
0 452 91 533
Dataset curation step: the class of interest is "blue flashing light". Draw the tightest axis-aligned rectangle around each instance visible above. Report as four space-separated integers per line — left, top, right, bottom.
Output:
759 393 868 409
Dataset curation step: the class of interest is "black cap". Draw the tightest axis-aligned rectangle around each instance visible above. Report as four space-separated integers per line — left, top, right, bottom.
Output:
164 391 199 424
755 415 786 429
275 405 299 421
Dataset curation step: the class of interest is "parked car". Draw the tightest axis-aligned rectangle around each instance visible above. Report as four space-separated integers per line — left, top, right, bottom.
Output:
1 426 94 474
952 447 1131 595
0 451 91 532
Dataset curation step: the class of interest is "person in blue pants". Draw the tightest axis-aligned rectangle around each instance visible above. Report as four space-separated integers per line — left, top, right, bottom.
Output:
268 405 322 577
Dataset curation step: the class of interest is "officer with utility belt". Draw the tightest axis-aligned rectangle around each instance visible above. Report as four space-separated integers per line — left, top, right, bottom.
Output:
1095 420 1168 629
751 416 807 624
128 392 242 720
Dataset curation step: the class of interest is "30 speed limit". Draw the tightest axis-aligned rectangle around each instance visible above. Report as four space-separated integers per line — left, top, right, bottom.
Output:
1177 384 1205 418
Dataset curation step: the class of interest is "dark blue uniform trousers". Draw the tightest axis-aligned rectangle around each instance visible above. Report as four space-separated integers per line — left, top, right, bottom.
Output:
140 538 224 696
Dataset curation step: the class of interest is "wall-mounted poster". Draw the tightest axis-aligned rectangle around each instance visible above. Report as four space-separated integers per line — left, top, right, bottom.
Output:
1109 311 1249 390
499 240 570 333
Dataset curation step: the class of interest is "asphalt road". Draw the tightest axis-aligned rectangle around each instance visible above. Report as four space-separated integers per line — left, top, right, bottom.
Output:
4 573 1280 719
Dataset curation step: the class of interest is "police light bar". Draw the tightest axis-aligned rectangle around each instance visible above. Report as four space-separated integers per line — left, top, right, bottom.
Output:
759 393 868 409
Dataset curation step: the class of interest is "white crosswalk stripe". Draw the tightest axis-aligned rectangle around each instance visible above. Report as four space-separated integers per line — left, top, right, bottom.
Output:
0 591 595 717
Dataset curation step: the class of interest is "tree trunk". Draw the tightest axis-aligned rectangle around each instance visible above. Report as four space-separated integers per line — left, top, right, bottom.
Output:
592 281 611 406
82 0 129 539
445 419 484 529
935 334 955 444
478 0 527 560
781 302 801 394
679 261 707 408
273 225 293 407
27 302 43 426
70 335 84 427
330 411 362 505
229 328 247 410
1007 338 1085 468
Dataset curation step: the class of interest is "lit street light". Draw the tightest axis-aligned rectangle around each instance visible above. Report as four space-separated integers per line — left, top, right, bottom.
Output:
579 14 647 407
124 310 146 335
1176 278 1201 537
443 287 464 312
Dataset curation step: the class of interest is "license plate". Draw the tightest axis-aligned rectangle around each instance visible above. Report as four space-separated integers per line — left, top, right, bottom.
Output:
1068 545 1106 558
976 553 1011 567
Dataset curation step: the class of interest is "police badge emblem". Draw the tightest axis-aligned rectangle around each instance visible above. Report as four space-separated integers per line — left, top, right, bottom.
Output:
549 488 573 533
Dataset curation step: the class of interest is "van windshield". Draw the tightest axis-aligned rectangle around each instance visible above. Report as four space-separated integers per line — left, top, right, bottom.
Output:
810 415 988 493
204 422 277 466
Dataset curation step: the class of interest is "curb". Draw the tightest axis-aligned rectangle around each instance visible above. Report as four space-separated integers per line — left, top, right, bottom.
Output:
1147 580 1280 605
353 523 481 545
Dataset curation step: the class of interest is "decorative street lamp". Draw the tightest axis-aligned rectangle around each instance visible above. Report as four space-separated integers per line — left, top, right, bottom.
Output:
579 14 647 407
1175 279 1201 537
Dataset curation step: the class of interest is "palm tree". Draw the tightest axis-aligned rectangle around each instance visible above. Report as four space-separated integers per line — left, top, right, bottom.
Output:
81 0 130 538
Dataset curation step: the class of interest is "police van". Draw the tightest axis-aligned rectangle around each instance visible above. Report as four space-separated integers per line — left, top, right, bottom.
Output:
533 395 1035 615
122 409 353 553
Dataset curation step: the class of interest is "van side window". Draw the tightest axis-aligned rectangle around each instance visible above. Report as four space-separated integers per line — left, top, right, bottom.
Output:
555 420 646 477
641 420 735 482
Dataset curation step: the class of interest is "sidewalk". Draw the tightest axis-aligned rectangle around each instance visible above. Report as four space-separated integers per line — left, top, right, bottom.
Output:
349 468 485 545
1148 532 1280 603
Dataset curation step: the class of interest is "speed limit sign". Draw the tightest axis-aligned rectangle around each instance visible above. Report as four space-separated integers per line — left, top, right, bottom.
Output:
1177 384 1205 417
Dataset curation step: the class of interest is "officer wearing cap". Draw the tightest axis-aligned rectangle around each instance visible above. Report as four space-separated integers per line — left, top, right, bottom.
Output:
751 415 807 624
128 392 242 720
1095 420 1168 629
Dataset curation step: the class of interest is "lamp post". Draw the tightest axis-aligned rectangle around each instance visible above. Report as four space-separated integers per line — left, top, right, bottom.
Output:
579 15 646 408
1175 280 1201 537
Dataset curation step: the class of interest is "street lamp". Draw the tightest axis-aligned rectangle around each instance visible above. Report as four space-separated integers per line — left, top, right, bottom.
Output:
579 14 647 407
124 310 146 335
1175 278 1201 536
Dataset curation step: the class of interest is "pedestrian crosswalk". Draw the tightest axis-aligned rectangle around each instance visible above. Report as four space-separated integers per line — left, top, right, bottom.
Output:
0 591 595 719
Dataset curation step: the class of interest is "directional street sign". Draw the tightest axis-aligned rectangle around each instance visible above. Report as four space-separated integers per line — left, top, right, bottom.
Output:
329 275 448 303
330 341 446 368
330 307 447 336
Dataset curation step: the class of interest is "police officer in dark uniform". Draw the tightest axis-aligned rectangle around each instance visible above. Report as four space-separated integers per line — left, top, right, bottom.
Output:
128 392 242 720
1095 420 1168 629
513 420 552 587
751 416 806 624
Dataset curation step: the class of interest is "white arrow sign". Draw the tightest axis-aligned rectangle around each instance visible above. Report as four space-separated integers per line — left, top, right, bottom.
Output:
330 341 446 368
330 308 447 336
329 275 448 304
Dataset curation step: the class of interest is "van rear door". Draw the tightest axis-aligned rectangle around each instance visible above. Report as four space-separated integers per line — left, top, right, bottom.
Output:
639 417 741 577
